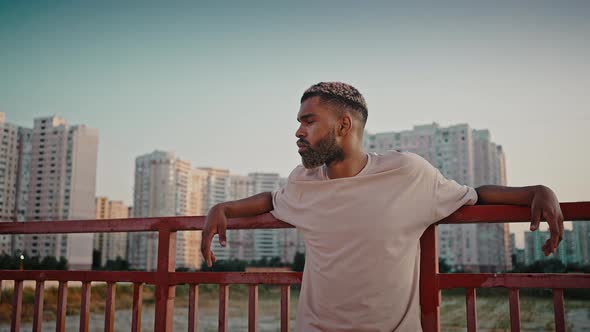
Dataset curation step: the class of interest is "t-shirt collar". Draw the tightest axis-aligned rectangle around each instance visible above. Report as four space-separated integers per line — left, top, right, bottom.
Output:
321 153 373 180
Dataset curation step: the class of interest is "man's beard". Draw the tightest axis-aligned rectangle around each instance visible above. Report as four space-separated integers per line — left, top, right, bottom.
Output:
298 131 345 169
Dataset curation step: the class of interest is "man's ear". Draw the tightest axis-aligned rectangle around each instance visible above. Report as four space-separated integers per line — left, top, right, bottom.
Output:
338 115 352 136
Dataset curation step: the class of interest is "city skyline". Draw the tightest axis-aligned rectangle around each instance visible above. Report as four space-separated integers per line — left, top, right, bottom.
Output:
2 2 589 249
1 111 587 265
2 110 584 248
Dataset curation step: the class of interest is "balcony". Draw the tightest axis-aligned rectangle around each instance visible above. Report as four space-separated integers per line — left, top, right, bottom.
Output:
0 202 589 331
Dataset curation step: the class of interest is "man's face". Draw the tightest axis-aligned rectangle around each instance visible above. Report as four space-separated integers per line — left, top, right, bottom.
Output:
296 97 345 169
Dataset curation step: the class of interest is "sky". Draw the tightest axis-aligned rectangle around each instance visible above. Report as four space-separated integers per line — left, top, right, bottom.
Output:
1 1 589 246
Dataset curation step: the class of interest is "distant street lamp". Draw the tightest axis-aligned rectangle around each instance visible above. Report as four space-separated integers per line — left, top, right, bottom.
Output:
19 255 24 271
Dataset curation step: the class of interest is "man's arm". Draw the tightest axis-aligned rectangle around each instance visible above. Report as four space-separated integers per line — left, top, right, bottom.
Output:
200 192 273 267
475 185 564 256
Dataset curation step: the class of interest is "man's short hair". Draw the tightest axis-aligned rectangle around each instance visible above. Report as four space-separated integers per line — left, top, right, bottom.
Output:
301 82 368 125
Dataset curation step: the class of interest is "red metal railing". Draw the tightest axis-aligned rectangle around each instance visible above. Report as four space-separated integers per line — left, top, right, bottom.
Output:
0 202 589 331
420 202 590 332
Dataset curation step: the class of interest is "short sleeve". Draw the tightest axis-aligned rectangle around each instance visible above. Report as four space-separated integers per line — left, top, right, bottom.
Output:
270 187 288 222
431 168 478 221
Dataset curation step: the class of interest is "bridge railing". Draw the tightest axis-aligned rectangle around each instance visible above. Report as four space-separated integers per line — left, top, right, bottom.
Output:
1 202 589 331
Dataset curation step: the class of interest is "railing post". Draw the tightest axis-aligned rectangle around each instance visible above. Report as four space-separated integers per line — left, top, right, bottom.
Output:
508 288 521 332
219 284 229 332
188 284 199 332
79 281 91 332
105 282 116 332
553 289 566 332
131 283 143 332
33 280 45 332
248 285 258 332
56 281 68 332
154 228 176 332
10 280 23 332
280 285 291 332
420 224 440 332
466 288 477 331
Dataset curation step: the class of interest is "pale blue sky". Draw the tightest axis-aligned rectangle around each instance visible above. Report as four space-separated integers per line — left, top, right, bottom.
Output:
1 1 589 244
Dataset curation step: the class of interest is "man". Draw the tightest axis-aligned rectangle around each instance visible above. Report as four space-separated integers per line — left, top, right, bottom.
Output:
201 82 563 331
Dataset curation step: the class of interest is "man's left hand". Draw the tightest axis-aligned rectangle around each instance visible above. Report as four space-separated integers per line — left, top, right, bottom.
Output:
529 185 564 256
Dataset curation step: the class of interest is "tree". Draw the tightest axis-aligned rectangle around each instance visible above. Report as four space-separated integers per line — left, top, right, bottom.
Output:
104 257 130 271
92 250 102 270
0 253 68 270
292 252 305 272
438 258 451 273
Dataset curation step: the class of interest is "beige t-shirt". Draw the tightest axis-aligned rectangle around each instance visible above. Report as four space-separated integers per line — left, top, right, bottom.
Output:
271 151 478 332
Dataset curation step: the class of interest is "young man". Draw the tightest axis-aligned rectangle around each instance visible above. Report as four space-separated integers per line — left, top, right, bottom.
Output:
201 82 564 331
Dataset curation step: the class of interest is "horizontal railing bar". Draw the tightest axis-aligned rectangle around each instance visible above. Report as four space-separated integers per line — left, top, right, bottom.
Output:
440 273 590 289
1 202 588 234
0 213 290 234
0 271 303 285
439 202 589 224
170 272 303 285
3 272 586 289
0 270 156 283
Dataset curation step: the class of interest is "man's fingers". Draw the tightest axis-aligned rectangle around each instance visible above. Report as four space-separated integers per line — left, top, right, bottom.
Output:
201 228 217 267
558 215 564 245
201 240 212 267
530 207 542 231
542 240 552 256
218 221 227 247
543 210 559 252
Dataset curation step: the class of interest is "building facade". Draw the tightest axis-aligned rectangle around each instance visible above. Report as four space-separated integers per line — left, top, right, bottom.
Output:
129 151 202 271
0 113 21 254
365 123 510 272
197 167 232 261
94 197 129 267
573 221 590 265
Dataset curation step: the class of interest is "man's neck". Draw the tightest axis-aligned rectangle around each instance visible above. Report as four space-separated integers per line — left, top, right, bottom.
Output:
325 150 368 179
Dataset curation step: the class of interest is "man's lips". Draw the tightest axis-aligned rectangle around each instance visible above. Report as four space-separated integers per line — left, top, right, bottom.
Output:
297 141 309 153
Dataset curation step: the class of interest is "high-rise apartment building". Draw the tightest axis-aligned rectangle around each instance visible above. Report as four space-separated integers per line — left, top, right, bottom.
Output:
0 115 101 270
129 151 202 271
249 173 282 260
227 175 255 261
94 197 129 267
0 113 21 254
197 167 231 261
573 221 590 265
365 123 510 272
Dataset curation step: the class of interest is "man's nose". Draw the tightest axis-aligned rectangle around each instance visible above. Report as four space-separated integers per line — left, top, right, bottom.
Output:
295 125 306 138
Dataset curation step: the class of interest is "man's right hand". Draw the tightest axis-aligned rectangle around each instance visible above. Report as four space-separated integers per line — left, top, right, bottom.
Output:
201 203 228 267
199 192 275 268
